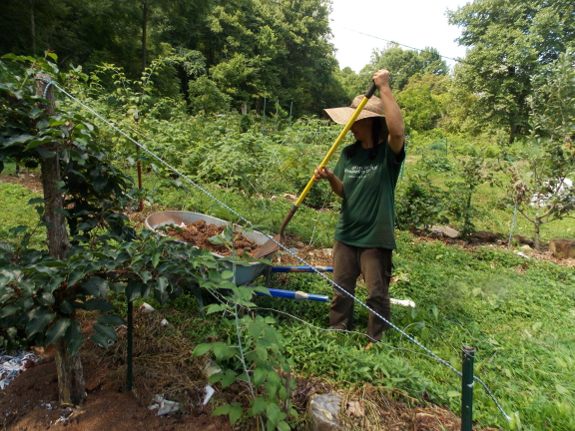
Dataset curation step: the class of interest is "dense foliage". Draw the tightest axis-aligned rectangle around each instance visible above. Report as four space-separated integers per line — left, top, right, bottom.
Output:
0 0 348 117
448 0 575 143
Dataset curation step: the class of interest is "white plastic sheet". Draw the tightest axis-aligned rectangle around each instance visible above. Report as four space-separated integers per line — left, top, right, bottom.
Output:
0 350 39 390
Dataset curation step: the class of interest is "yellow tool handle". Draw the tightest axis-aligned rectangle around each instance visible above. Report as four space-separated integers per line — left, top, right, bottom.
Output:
294 82 377 207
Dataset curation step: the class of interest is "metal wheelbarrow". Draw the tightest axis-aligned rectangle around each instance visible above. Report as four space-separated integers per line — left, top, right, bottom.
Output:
145 211 330 302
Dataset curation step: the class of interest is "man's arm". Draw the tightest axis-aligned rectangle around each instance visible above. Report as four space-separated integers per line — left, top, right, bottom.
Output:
373 70 405 155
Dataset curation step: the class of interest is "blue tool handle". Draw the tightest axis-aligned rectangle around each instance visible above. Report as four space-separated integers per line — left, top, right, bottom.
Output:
256 288 329 302
270 266 333 273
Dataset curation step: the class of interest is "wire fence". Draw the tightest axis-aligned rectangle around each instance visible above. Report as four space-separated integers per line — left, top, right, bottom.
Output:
36 76 511 423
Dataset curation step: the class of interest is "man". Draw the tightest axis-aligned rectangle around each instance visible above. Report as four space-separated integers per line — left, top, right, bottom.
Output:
314 69 405 348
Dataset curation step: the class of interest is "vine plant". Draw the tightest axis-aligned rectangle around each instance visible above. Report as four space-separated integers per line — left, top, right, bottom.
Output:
193 226 298 430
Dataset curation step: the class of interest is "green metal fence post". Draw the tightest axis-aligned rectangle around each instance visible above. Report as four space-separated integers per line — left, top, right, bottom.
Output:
126 298 133 391
461 345 476 431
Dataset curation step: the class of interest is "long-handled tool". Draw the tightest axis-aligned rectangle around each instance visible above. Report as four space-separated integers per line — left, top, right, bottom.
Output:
255 82 377 258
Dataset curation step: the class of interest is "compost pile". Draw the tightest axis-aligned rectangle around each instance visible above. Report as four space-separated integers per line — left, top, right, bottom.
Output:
165 219 261 257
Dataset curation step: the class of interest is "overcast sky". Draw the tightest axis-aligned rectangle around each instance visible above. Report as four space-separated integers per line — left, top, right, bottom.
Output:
328 0 470 72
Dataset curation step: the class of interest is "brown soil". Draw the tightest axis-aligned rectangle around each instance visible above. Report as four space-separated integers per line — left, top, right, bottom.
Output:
270 233 334 267
0 171 43 192
0 362 231 431
420 229 575 268
164 219 262 257
0 309 498 431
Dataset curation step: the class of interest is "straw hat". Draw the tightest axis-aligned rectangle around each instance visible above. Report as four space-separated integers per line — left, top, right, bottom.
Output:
323 95 384 125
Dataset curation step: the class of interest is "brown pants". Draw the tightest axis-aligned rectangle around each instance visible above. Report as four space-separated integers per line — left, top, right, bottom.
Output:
330 240 392 341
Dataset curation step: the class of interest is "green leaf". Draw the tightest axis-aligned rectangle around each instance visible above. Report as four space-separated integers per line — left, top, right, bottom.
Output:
28 197 44 205
265 402 284 425
83 298 114 313
64 320 84 355
3 133 34 147
266 371 281 396
53 208 70 217
248 322 264 339
206 303 227 314
82 276 108 298
556 384 569 395
209 372 224 383
24 136 53 151
221 369 237 388
96 315 125 326
221 270 234 280
447 390 460 398
140 271 152 283
38 292 55 307
26 308 55 338
46 318 71 345
125 281 141 301
193 343 214 357
253 286 270 295
90 332 109 348
140 283 151 299
212 342 229 360
212 404 231 416
156 276 168 293
93 176 108 192
251 397 267 415
253 367 267 387
152 252 160 268
67 268 85 286
228 403 242 425
60 300 74 315
109 282 125 294
93 322 117 342
0 305 19 318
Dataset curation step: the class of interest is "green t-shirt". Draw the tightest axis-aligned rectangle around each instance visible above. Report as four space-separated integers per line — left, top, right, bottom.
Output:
333 141 405 249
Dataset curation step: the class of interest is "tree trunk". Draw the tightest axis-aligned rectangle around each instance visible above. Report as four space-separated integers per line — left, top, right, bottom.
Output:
142 1 148 71
29 0 36 56
35 74 71 260
35 75 85 405
534 219 541 251
508 122 517 145
54 338 86 405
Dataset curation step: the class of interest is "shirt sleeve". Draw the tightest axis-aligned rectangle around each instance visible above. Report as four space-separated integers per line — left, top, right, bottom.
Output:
333 149 347 180
386 140 405 171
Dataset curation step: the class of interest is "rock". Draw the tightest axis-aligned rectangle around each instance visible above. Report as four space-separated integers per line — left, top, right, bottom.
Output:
203 360 222 379
310 393 343 431
549 239 575 259
139 303 156 313
431 226 459 239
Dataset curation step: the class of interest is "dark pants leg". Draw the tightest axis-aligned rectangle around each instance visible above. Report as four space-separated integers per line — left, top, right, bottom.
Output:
330 240 361 331
330 240 392 341
360 247 392 341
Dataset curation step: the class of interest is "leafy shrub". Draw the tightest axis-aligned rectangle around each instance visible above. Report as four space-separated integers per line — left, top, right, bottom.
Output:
396 174 448 230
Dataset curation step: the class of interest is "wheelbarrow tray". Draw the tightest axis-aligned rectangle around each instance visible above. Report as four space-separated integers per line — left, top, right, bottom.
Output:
145 211 270 286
